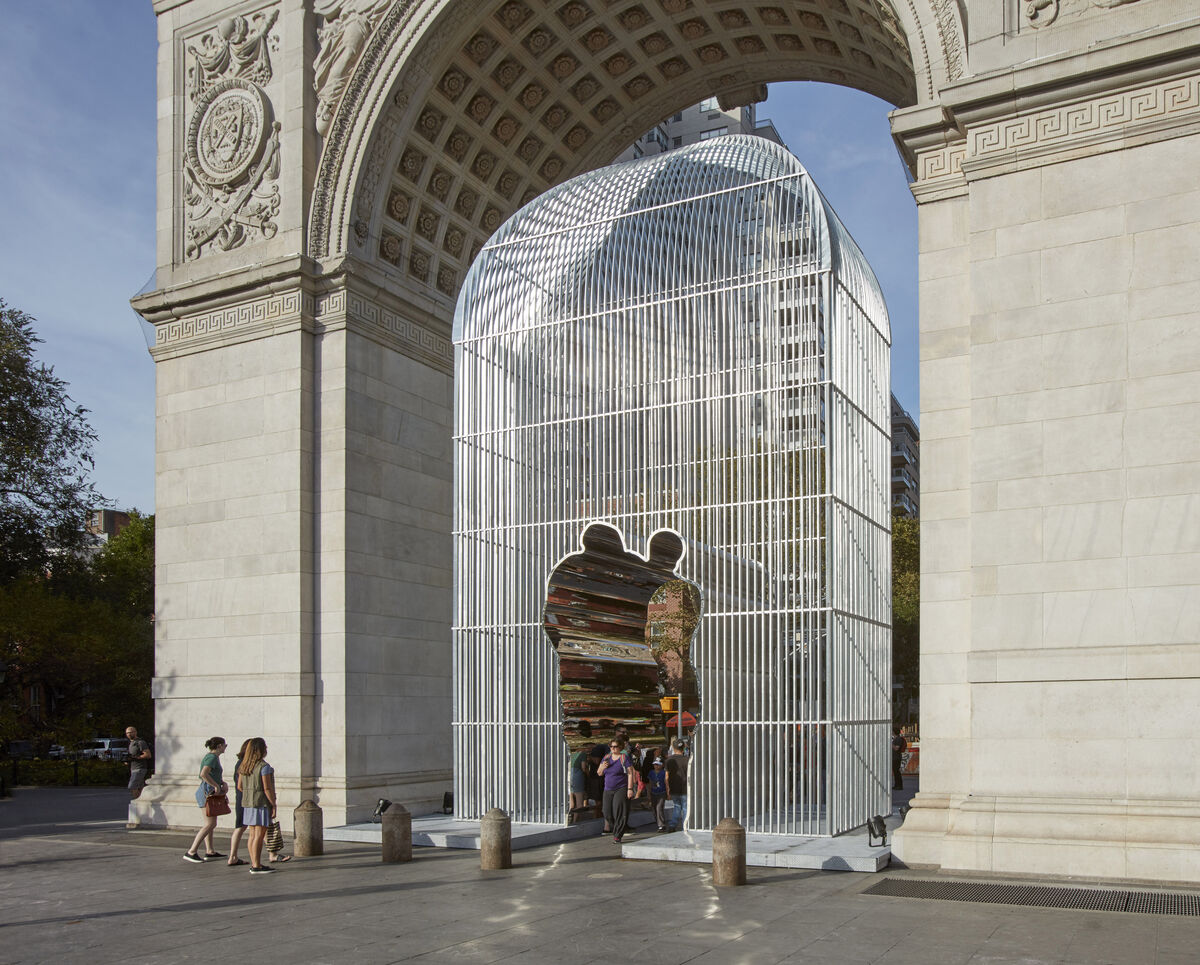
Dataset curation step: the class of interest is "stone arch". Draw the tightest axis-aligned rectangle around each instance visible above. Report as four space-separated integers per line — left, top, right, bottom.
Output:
310 0 965 308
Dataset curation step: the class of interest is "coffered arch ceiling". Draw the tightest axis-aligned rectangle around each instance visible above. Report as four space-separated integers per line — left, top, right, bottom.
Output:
311 0 965 313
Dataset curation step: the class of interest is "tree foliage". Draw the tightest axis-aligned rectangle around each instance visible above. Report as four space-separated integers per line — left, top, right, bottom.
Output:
892 513 919 697
0 300 104 584
0 514 155 747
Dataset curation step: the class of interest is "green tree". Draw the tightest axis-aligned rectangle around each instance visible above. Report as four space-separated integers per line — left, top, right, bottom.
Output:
0 515 154 746
892 513 919 714
0 300 103 583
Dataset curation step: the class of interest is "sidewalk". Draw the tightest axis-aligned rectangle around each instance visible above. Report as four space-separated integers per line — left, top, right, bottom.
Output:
1 785 1196 965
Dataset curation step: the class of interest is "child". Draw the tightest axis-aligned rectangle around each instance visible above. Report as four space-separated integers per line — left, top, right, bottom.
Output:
647 757 670 831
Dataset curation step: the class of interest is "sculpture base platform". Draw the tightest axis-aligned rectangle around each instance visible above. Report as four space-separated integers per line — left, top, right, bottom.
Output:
327 807 900 871
620 823 894 872
325 808 660 850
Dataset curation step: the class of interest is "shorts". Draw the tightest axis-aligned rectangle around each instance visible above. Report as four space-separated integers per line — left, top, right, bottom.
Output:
128 769 149 791
570 770 586 793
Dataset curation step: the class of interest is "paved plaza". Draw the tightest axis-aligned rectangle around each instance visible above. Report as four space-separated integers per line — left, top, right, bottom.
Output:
2 787 1198 964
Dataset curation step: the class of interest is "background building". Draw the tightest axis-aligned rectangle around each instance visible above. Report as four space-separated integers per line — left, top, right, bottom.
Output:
616 96 783 162
890 395 919 518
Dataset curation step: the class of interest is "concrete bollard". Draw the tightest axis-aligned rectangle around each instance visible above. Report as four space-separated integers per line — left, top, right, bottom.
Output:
381 803 413 863
293 799 324 857
712 817 746 886
480 807 512 870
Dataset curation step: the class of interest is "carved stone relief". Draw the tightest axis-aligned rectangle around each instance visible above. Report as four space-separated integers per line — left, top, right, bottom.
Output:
183 7 282 260
187 9 279 100
315 0 395 137
1025 0 1059 27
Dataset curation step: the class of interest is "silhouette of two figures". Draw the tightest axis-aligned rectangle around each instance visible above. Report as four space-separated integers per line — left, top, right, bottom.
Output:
543 523 701 748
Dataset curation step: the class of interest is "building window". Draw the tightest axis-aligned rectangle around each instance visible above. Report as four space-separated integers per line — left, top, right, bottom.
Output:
698 97 720 113
672 136 682 148
699 127 728 140
672 112 682 122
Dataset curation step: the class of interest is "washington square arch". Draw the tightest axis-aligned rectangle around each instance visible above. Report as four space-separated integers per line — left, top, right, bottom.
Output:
133 0 1200 883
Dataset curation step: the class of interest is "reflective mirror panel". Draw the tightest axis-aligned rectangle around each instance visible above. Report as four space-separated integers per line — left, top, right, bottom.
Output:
544 524 700 750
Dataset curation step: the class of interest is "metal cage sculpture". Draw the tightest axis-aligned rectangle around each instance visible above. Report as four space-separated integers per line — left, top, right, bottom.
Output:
453 136 891 835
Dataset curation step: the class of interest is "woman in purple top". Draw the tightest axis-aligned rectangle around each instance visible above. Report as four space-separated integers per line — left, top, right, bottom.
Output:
597 738 637 842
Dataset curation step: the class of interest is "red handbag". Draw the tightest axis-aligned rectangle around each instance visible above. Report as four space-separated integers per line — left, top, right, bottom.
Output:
204 793 231 817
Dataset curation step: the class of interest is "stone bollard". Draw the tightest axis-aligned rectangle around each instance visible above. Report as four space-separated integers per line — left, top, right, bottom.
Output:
381 803 413 862
480 807 512 870
293 799 324 857
712 817 746 886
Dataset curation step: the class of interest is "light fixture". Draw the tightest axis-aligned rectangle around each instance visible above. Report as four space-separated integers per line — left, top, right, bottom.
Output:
371 798 392 823
867 815 888 847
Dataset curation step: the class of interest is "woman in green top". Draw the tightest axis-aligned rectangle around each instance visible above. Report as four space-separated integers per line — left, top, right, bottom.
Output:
183 736 228 863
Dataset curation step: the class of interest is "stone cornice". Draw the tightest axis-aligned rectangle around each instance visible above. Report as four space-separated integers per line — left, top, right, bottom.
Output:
134 254 452 371
896 18 1200 197
315 257 453 374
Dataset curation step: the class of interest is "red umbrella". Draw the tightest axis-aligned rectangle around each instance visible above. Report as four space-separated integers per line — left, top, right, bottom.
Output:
664 711 697 728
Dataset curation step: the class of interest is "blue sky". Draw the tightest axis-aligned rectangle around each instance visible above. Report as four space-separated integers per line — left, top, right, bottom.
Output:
0 4 916 514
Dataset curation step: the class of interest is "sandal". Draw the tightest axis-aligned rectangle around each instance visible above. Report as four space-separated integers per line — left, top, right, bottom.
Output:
270 854 292 863
227 858 247 866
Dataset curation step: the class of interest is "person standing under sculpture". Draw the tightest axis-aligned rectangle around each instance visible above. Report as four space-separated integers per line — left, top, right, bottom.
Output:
598 738 637 842
647 757 670 831
568 746 589 823
891 725 908 791
666 738 689 832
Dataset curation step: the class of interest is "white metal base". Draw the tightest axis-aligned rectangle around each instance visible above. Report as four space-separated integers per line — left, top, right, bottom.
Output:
620 827 891 872
325 809 661 850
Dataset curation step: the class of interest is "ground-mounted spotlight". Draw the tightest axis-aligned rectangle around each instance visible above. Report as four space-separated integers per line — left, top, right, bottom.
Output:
867 815 888 847
372 798 392 823
442 791 454 815
898 803 911 818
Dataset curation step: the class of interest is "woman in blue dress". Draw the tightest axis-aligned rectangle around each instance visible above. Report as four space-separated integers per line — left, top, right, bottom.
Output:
236 737 278 874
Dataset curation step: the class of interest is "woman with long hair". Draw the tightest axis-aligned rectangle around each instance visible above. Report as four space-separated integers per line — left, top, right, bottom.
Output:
183 737 227 863
236 737 278 874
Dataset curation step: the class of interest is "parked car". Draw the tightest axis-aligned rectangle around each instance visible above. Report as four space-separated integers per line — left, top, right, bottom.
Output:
75 738 130 761
47 745 67 759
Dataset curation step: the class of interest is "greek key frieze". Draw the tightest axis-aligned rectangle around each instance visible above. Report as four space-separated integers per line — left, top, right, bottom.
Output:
155 291 309 348
969 75 1200 160
918 145 966 182
316 290 451 366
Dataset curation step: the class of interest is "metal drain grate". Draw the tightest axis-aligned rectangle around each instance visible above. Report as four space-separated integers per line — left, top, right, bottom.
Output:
863 878 1200 916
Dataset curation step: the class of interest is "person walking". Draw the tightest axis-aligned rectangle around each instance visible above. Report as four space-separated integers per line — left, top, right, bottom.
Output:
647 757 669 831
125 726 152 800
183 737 228 863
597 738 636 843
237 737 278 874
666 738 689 832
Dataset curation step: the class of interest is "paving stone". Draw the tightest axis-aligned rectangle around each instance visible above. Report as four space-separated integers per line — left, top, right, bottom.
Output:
3 788 1197 965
